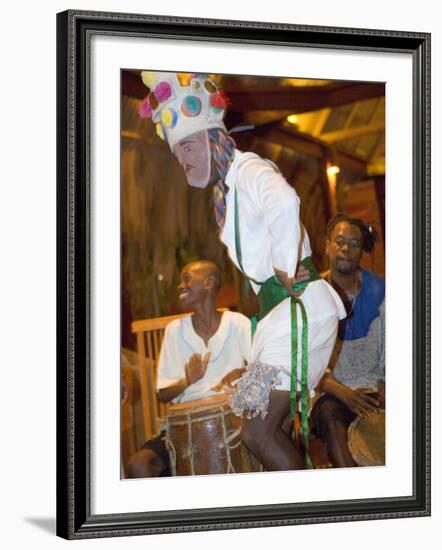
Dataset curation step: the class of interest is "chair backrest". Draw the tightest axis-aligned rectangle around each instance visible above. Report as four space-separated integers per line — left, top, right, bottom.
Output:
131 310 228 441
131 313 192 440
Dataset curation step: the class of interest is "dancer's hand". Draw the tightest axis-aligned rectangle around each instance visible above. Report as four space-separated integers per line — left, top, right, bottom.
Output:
293 264 310 296
274 265 309 298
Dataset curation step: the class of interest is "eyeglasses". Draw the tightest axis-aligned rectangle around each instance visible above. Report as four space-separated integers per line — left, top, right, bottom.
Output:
333 237 362 250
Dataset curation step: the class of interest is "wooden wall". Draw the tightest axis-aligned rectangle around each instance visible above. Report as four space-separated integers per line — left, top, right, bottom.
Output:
340 178 385 275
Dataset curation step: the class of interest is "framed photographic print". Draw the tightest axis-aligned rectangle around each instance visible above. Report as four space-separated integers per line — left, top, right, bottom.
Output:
56 9 430 539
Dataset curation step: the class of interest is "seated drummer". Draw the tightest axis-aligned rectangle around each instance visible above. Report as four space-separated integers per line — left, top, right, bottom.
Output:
311 214 385 468
127 260 252 478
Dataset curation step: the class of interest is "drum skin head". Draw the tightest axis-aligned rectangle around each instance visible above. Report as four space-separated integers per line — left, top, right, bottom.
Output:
348 410 385 467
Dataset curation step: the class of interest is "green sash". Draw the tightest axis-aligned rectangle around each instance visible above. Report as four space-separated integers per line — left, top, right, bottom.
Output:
234 187 319 468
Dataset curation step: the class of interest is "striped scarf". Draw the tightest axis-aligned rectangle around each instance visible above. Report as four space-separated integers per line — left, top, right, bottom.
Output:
209 129 235 230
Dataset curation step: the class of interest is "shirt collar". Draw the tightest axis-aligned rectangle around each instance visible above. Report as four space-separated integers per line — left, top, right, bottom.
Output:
180 311 232 362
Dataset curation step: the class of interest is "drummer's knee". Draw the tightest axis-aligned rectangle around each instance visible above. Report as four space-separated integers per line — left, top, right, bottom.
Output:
127 448 165 478
321 417 348 447
315 397 348 439
317 397 341 421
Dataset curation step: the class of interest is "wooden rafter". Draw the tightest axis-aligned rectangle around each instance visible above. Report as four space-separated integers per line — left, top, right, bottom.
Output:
343 102 360 129
320 122 385 144
370 98 385 123
311 108 332 137
265 127 367 174
371 134 385 160
122 70 385 115
351 97 385 155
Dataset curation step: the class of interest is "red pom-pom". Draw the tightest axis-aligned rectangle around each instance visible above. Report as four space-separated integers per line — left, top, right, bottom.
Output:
210 90 230 110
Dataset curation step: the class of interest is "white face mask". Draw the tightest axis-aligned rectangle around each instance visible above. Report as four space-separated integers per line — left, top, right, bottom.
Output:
172 130 211 188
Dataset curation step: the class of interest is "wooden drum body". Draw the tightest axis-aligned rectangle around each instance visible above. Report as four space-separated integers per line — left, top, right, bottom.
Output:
348 410 385 466
162 394 261 476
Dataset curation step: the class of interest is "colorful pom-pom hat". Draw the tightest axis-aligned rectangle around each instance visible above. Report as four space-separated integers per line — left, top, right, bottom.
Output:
138 71 228 148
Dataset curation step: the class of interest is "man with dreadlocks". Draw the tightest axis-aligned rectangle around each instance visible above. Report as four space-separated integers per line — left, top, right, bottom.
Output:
139 72 346 471
311 214 385 468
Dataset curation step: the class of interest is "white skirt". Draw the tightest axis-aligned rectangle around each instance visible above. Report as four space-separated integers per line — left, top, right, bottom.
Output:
252 279 342 394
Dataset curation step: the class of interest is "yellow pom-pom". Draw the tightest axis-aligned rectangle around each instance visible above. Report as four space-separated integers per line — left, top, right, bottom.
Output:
141 71 157 89
155 123 165 140
161 108 172 127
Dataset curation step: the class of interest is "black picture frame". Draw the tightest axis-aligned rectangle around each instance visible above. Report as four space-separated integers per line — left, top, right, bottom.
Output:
56 9 431 540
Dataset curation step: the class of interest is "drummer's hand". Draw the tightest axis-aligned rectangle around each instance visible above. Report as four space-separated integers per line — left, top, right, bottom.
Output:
274 266 308 298
185 352 211 385
211 368 245 392
341 388 379 417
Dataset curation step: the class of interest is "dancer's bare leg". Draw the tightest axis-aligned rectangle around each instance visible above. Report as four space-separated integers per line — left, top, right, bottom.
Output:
240 390 305 471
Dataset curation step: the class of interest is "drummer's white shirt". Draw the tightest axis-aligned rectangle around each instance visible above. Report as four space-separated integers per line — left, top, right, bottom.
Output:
220 150 347 393
156 311 252 403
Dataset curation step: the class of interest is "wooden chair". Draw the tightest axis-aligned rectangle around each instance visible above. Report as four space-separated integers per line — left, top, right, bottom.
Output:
131 313 193 441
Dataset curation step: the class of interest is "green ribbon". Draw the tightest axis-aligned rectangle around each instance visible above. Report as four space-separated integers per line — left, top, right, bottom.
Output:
234 187 318 468
291 296 313 469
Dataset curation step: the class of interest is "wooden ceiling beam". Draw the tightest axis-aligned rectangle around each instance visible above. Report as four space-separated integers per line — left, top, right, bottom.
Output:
265 128 323 158
222 82 384 113
336 149 368 175
265 127 367 174
324 83 385 110
349 97 385 156
122 71 385 114
369 97 385 123
369 133 385 163
311 108 332 137
343 101 360 130
320 121 385 143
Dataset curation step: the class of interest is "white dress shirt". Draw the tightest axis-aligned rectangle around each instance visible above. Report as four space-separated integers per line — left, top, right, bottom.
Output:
156 311 252 403
220 150 346 393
